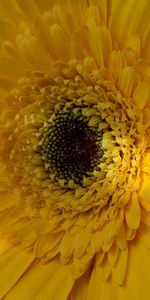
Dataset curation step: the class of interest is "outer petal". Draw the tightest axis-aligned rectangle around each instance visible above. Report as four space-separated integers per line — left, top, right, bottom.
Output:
69 270 91 300
0 247 34 299
5 257 74 300
87 240 150 300
109 0 150 44
140 173 150 211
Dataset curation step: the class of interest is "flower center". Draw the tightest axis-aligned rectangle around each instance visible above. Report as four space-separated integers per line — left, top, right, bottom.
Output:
40 110 103 184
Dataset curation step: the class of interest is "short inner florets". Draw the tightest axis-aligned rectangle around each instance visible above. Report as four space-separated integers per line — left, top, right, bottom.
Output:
40 111 103 184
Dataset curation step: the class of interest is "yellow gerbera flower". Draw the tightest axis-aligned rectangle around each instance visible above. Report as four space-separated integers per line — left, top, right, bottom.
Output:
0 0 150 299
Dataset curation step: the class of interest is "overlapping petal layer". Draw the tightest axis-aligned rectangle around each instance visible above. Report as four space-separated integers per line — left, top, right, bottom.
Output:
0 0 150 299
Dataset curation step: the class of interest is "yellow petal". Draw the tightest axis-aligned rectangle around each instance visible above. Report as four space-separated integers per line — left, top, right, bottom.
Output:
60 234 74 263
112 248 128 286
143 108 150 127
90 25 112 67
16 0 40 21
72 25 90 59
133 81 150 109
141 152 150 173
66 0 88 24
49 23 71 60
69 269 91 300
87 263 113 300
135 59 150 80
0 0 22 25
0 193 16 212
0 247 34 299
17 31 52 70
35 261 74 300
109 0 150 42
72 251 93 279
88 241 150 300
34 232 63 257
139 223 150 249
125 35 141 59
91 230 103 252
116 224 127 250
0 238 13 255
90 27 104 67
123 48 136 66
102 209 124 248
0 77 16 90
98 254 112 282
140 173 150 211
0 20 16 41
108 243 119 267
86 4 100 29
125 225 136 241
0 56 23 78
74 230 91 257
118 66 136 97
140 19 150 63
125 191 141 230
141 208 150 226
109 50 123 82
5 257 74 300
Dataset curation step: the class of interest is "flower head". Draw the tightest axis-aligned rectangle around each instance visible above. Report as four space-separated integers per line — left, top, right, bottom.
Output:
0 0 150 299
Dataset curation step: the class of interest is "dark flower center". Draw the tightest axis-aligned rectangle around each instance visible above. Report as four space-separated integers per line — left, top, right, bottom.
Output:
41 111 103 184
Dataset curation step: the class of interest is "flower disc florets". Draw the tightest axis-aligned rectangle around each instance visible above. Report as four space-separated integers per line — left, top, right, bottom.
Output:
5 67 146 219
39 104 104 185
